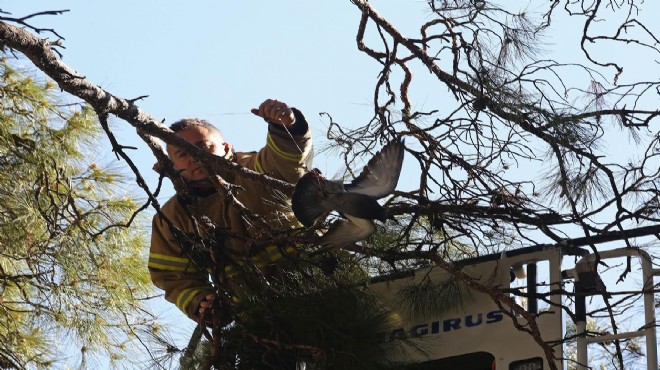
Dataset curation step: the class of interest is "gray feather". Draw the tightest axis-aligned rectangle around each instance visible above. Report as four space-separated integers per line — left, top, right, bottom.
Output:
291 139 405 249
344 139 405 199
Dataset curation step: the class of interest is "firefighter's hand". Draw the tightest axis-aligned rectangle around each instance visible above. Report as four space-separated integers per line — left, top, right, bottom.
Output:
251 99 296 128
198 294 216 317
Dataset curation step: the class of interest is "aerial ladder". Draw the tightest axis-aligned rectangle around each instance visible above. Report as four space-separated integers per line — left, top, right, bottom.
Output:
370 246 659 370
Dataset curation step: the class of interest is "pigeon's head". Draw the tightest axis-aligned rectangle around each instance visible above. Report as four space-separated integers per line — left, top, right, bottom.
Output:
309 168 325 180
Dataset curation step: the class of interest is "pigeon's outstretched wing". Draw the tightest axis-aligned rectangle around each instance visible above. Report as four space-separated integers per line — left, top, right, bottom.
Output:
323 191 387 221
318 215 376 250
344 139 405 199
292 172 387 226
291 139 405 248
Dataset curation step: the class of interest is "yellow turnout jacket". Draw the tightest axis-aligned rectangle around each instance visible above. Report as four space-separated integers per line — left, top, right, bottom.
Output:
149 109 313 319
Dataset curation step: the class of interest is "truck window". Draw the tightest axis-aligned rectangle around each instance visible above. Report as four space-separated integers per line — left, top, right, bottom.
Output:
401 351 495 370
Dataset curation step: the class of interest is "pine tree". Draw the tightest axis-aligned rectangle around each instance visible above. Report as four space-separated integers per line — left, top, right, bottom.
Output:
0 57 157 369
1 2 658 368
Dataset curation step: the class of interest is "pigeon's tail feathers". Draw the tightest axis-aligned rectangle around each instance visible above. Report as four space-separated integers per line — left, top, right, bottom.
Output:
292 169 328 227
329 192 388 222
345 139 405 199
318 215 376 249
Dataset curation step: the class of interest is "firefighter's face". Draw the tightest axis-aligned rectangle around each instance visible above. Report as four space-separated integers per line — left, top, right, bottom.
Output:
168 126 226 181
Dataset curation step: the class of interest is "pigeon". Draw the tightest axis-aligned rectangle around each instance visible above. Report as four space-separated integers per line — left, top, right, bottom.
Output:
291 139 405 249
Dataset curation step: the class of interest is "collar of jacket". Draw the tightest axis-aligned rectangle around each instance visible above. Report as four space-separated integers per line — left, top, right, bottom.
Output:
177 146 237 202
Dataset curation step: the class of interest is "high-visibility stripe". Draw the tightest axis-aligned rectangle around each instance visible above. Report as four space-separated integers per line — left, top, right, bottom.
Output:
148 253 198 272
252 245 296 266
224 244 297 277
151 245 296 278
148 261 199 272
254 155 264 173
150 252 190 264
266 134 303 162
225 264 240 278
177 288 202 314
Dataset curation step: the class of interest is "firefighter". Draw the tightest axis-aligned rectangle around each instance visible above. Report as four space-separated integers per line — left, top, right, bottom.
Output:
148 99 313 321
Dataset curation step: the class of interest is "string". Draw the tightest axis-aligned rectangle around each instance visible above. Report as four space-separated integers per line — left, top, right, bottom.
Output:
280 120 309 171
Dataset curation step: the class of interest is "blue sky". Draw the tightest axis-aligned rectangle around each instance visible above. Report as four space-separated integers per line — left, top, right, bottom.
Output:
8 0 657 194
5 0 659 366
6 0 446 359
7 1 462 197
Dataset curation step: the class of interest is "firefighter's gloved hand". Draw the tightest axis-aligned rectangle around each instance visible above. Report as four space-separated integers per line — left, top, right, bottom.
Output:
251 99 296 128
198 294 216 317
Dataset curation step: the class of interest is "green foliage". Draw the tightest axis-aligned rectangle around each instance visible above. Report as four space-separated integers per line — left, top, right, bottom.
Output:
182 218 466 369
396 275 472 322
225 287 399 370
363 215 476 279
0 57 154 369
173 247 412 369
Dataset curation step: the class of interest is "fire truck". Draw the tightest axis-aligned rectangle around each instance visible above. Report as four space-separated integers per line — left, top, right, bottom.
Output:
370 246 659 370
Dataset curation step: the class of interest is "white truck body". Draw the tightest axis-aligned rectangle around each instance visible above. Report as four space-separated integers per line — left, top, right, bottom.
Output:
370 246 658 370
